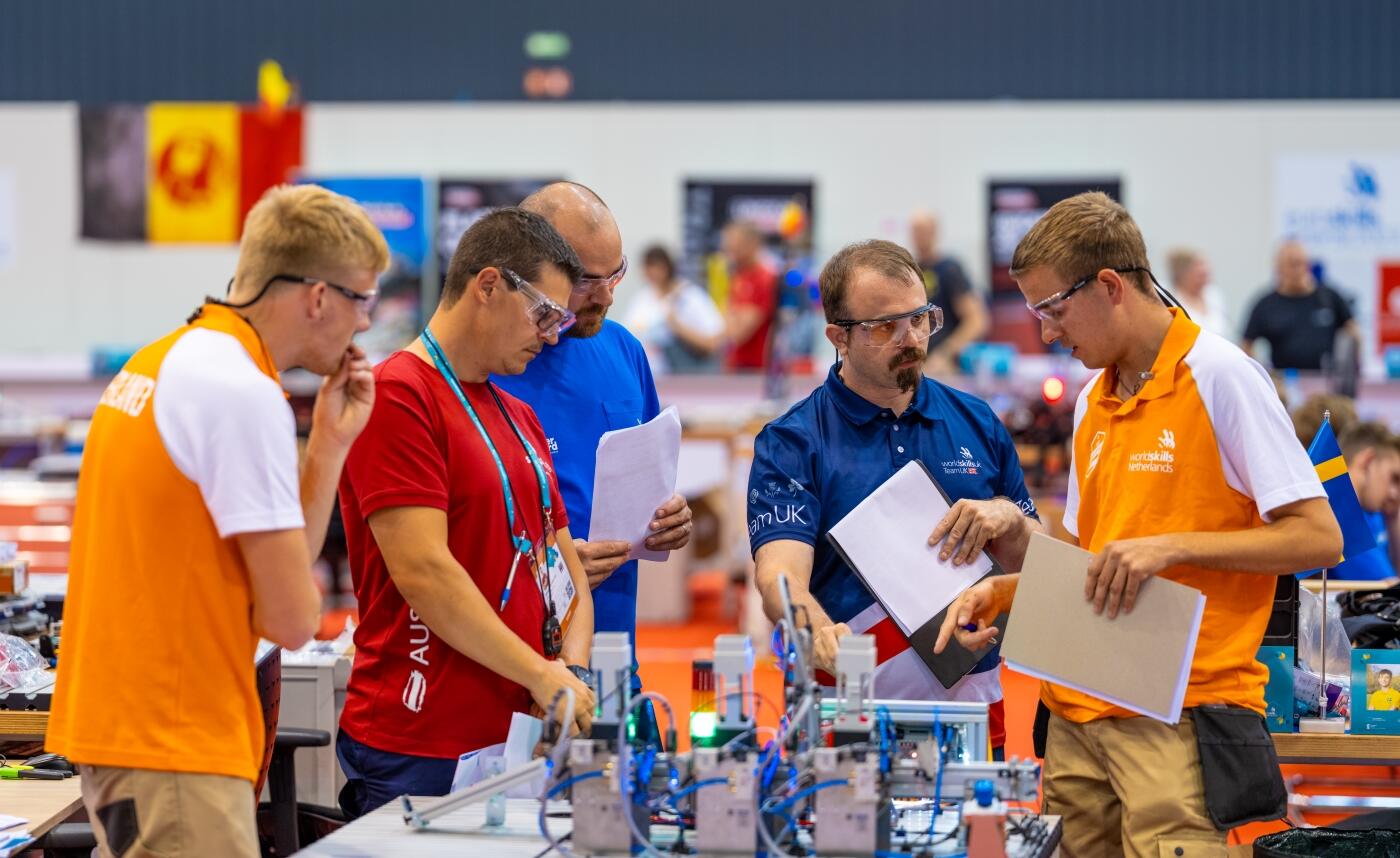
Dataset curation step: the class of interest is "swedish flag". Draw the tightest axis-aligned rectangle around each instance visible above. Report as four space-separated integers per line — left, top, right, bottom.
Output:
1308 417 1377 564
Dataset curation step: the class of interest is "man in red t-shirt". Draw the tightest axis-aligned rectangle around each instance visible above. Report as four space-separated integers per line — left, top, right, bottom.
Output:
336 208 596 816
722 220 778 370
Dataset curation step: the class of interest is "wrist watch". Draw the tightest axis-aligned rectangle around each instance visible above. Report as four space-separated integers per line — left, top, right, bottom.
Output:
566 663 594 686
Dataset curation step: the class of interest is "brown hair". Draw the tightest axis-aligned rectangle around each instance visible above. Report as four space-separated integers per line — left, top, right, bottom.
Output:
1010 191 1151 294
1292 393 1358 447
1339 421 1400 461
819 239 922 322
233 184 389 295
441 207 583 307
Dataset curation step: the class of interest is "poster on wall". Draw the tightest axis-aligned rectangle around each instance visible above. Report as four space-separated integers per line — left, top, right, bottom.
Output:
436 178 560 278
682 180 820 373
986 178 1122 353
302 176 428 357
682 180 815 287
1273 154 1400 369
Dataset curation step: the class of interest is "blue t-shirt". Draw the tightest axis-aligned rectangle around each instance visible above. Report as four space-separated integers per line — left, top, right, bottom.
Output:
747 364 1037 674
493 320 661 652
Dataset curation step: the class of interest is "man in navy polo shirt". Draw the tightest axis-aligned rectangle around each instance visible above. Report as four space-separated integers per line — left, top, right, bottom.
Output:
495 183 694 719
748 239 1039 753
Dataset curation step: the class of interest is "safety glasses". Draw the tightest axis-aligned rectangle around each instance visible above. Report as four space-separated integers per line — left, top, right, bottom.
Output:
573 255 628 296
499 267 577 336
834 302 943 347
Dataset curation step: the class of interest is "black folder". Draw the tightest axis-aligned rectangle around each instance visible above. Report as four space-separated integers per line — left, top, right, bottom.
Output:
825 460 1007 689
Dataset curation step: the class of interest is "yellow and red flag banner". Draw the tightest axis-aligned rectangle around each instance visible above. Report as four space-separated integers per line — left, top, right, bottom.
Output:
147 103 241 243
80 103 303 243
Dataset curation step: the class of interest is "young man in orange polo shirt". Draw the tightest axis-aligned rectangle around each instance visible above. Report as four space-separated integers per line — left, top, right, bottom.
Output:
47 185 389 857
938 193 1341 856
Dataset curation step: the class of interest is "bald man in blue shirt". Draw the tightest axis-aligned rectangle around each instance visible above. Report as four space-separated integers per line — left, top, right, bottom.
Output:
494 184 693 728
748 239 1040 753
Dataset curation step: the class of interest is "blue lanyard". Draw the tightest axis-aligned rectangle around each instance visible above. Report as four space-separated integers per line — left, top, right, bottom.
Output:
419 329 551 558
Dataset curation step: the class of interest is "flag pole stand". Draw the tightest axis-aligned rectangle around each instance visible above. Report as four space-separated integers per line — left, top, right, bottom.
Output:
1300 410 1347 735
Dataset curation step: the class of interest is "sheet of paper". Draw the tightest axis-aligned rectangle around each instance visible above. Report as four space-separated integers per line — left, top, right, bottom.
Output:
450 713 546 799
0 818 24 833
827 460 992 636
1001 533 1206 724
589 406 682 563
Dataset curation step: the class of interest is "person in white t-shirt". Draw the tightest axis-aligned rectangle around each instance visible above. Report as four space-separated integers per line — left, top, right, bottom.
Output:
622 244 725 374
1166 247 1230 337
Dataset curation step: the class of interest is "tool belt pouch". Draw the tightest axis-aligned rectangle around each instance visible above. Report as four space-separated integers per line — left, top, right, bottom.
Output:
1190 704 1288 829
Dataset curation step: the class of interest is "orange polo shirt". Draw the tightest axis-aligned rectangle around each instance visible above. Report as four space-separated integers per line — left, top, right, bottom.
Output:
48 305 304 782
1048 310 1324 722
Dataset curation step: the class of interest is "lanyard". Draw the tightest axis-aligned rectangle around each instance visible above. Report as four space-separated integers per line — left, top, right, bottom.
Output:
419 329 551 558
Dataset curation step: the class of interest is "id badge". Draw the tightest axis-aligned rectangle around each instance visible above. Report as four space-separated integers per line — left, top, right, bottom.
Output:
533 523 578 636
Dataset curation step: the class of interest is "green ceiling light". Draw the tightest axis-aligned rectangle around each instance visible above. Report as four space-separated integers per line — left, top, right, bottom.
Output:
524 31 571 61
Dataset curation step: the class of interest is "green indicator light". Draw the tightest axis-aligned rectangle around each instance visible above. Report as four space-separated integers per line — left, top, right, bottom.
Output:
690 711 717 740
524 31 571 61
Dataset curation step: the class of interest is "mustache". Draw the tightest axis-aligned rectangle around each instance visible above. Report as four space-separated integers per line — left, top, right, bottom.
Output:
889 347 926 370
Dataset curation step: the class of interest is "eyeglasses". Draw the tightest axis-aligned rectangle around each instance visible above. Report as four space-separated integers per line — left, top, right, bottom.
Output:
499 267 577 336
574 256 628 295
271 274 380 314
833 302 943 347
1026 267 1149 322
221 274 380 314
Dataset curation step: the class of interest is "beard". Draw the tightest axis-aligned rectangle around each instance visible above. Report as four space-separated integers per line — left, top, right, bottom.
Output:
566 302 609 338
890 346 926 393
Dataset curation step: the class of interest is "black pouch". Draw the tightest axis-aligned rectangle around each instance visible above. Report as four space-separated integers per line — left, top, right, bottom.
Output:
1190 704 1288 829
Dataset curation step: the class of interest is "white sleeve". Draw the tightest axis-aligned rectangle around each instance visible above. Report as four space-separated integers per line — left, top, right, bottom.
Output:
1062 376 1097 539
1186 332 1325 520
154 329 305 538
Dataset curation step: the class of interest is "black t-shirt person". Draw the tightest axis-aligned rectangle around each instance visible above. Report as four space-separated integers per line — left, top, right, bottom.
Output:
1242 284 1354 371
919 257 975 352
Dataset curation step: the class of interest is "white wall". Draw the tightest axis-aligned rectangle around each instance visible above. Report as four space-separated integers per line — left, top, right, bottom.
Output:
3 100 1399 356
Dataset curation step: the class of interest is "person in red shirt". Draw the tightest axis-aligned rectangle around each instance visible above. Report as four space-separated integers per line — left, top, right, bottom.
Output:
336 208 596 816
722 220 778 370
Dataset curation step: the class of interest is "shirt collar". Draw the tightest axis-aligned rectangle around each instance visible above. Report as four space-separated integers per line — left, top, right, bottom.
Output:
824 362 940 425
1096 308 1200 413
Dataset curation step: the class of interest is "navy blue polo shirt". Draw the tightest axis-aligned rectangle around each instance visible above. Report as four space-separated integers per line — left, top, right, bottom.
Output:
748 364 1036 669
493 320 661 656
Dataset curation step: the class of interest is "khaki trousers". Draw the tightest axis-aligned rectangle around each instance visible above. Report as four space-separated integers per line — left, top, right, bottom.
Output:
78 765 258 858
1042 712 1228 858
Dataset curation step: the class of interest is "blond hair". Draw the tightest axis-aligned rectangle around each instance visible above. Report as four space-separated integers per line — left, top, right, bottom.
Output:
233 185 389 296
1010 192 1151 294
1165 247 1202 286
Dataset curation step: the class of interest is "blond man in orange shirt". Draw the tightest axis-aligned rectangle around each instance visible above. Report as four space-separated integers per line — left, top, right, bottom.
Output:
939 193 1341 856
47 185 388 857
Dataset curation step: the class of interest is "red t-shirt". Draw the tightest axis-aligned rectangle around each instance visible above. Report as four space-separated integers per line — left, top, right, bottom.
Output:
727 263 778 370
338 352 568 759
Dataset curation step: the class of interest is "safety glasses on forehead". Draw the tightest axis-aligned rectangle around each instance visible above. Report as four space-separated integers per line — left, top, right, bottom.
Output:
497 267 577 336
1026 267 1189 322
573 255 628 295
833 302 944 347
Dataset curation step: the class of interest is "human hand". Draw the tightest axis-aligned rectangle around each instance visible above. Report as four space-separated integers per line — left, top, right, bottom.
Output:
310 344 375 451
529 660 596 736
812 622 852 675
934 575 1016 654
928 498 1024 566
645 494 693 552
1086 535 1181 618
574 539 632 588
